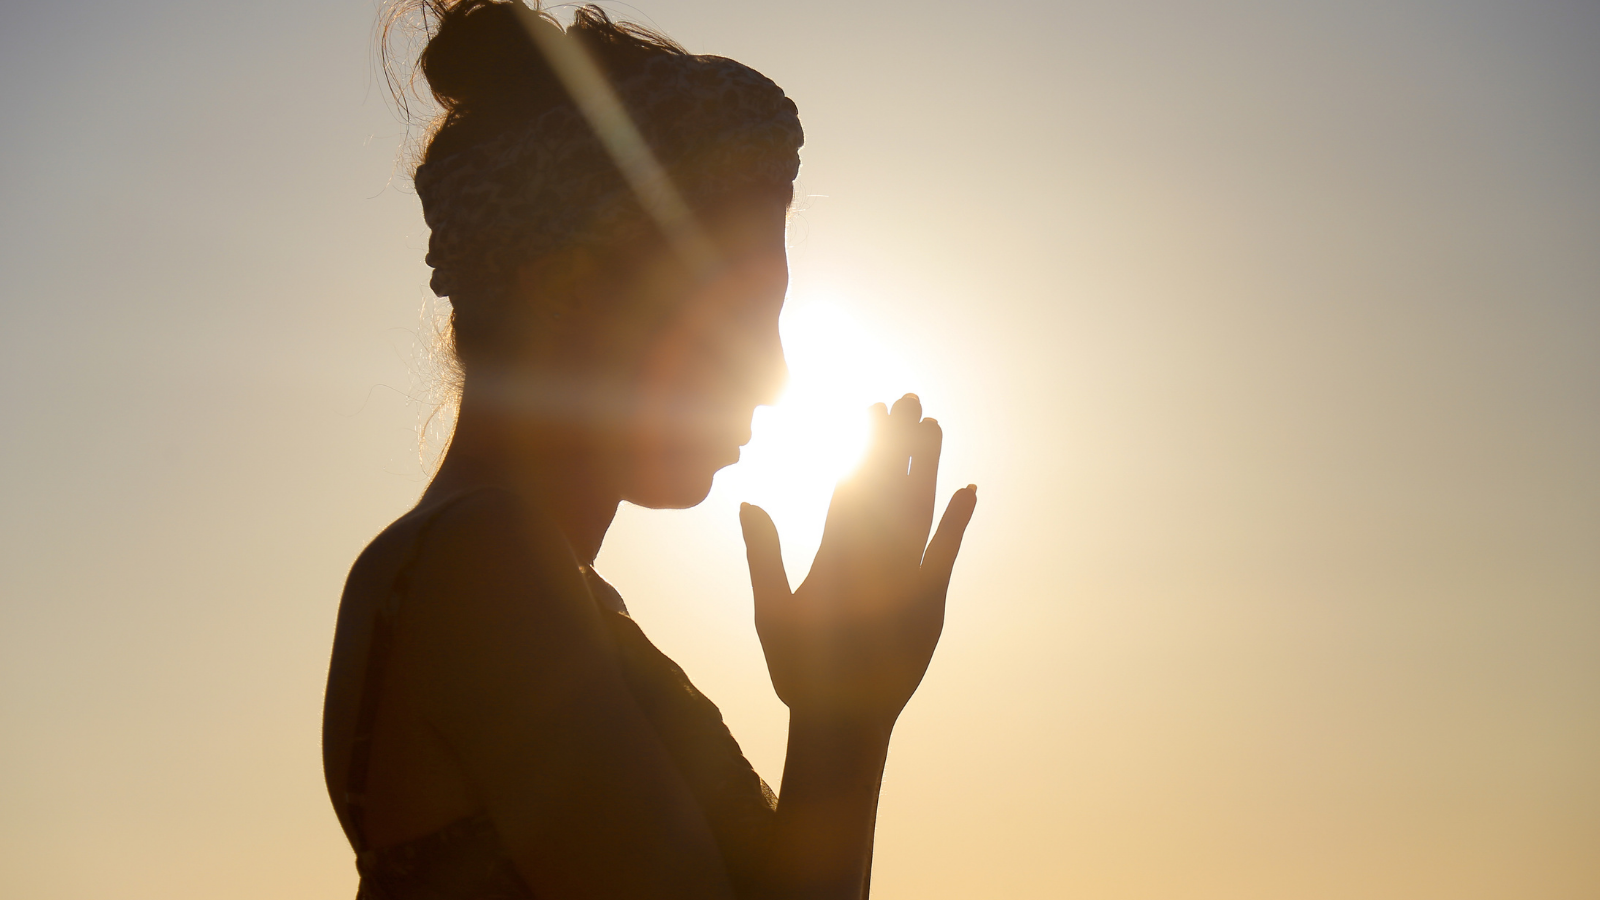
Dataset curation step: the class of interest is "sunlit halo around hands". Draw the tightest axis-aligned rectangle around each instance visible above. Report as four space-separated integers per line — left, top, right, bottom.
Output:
712 293 920 575
740 393 978 722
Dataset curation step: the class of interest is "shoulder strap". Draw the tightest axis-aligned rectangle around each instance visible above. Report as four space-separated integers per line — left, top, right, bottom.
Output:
343 489 494 854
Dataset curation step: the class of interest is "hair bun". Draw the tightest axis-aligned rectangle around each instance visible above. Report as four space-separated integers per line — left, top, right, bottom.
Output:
420 0 562 114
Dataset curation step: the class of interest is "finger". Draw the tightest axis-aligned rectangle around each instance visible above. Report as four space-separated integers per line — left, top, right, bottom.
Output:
890 392 923 428
886 393 922 477
739 503 792 604
919 485 977 590
864 393 920 523
906 417 943 542
821 405 881 550
855 401 895 484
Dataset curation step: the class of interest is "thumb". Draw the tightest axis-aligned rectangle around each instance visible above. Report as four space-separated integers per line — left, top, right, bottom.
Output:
739 503 791 604
920 485 977 593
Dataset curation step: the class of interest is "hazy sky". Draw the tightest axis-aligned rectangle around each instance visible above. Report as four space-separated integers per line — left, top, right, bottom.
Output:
2 1 1597 898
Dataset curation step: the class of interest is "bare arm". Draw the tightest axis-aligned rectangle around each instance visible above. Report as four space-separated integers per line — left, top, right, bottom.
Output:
767 714 890 898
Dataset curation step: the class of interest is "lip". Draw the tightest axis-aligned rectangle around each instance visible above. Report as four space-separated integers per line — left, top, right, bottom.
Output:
707 441 741 469
737 406 757 446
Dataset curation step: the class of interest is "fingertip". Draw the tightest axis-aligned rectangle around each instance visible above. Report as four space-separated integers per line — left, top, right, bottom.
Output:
738 502 766 528
910 417 943 460
947 485 978 517
739 504 782 548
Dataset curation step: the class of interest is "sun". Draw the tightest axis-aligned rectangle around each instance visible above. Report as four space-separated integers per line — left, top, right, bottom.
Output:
711 291 919 570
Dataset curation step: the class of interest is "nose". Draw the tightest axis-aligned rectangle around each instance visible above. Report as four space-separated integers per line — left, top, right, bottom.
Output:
757 331 788 407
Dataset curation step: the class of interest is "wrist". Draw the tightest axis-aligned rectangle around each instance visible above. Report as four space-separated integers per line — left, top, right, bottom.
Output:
787 707 895 751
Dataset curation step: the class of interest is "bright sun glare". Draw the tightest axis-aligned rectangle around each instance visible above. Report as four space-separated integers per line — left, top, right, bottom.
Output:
712 292 919 569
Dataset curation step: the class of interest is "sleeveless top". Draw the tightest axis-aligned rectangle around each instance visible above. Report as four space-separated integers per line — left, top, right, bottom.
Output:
341 493 777 899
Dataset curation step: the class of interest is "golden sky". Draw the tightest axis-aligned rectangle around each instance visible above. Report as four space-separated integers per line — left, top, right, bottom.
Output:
1 1 1596 898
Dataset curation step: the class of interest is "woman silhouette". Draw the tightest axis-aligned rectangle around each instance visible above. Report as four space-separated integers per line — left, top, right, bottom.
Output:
322 3 977 898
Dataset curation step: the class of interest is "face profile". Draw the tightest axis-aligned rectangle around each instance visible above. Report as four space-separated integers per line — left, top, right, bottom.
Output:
621 197 792 508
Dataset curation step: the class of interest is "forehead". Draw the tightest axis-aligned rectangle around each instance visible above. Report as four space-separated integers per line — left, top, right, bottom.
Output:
700 193 791 256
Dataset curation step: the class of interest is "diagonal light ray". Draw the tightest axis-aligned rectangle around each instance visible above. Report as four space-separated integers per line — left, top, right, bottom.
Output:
518 7 720 276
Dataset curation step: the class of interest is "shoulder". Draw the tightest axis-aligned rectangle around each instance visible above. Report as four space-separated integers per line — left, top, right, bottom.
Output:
422 486 566 560
338 489 538 614
336 487 604 678
398 488 614 688
407 487 585 604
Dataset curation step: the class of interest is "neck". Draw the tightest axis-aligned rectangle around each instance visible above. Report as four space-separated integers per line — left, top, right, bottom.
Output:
423 386 619 566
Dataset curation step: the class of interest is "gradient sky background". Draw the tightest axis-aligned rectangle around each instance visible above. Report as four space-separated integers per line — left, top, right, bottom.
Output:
2 1 1597 898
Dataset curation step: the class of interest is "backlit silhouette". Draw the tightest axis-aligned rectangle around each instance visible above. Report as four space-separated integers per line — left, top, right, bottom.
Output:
323 4 977 897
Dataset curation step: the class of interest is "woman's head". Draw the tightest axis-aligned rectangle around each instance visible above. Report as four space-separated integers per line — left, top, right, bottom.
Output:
389 2 803 507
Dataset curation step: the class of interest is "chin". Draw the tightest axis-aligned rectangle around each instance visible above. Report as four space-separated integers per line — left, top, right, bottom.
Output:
624 449 733 510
